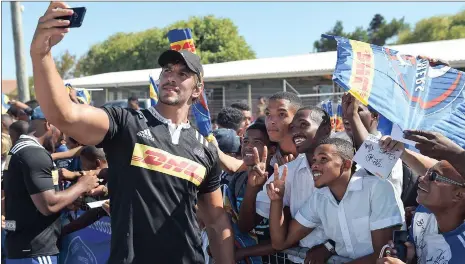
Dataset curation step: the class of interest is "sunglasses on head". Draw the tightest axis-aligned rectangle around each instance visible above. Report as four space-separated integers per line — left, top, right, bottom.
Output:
426 169 465 188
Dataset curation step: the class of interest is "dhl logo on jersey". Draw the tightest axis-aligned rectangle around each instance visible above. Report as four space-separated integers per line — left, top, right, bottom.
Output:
131 143 206 186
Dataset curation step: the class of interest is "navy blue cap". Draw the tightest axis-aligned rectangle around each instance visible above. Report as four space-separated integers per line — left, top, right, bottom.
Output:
31 106 46 120
213 128 241 154
158 49 204 77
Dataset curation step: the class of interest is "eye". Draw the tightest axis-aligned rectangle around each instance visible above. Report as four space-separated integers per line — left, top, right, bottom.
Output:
279 113 287 118
265 111 270 116
180 72 188 77
300 122 309 128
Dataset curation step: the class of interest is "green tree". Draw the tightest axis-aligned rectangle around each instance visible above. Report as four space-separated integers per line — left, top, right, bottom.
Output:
313 14 407 52
54 50 76 79
77 16 255 76
397 10 465 44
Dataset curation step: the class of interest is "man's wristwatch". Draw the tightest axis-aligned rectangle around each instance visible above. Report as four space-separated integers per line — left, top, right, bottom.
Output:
324 240 336 255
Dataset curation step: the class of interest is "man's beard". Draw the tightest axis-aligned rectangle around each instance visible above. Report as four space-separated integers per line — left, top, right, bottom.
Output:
43 136 55 154
159 96 180 106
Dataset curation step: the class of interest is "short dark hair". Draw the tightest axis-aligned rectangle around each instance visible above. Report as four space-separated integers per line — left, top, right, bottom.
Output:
216 107 244 131
316 138 354 161
80 146 107 162
128 96 138 102
9 120 29 137
254 116 266 124
6 105 26 119
246 122 269 143
269 92 302 112
230 102 251 112
297 106 331 127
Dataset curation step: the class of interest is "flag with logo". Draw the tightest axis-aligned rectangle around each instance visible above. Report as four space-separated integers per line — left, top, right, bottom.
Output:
150 28 213 140
325 34 465 147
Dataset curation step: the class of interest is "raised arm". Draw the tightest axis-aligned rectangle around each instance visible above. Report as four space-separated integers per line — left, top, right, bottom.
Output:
23 150 99 216
380 136 437 176
30 2 109 145
267 164 312 250
404 130 465 177
238 147 269 233
342 93 370 150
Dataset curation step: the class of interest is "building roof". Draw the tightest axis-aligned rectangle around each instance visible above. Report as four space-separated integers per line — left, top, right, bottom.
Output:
65 38 465 88
1 80 17 94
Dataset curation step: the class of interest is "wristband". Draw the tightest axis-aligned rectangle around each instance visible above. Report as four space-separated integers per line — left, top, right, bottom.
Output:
324 240 336 254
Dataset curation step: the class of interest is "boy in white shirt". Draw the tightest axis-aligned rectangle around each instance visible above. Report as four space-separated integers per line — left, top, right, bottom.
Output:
268 138 405 263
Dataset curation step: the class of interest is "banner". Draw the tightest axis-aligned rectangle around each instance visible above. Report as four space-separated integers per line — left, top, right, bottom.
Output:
325 34 465 147
59 210 111 264
150 28 214 140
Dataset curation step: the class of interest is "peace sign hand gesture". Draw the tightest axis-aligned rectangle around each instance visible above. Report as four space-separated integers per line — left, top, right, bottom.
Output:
247 146 269 188
267 163 288 201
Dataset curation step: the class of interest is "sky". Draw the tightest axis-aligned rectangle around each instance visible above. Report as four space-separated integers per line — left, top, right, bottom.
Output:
2 1 464 80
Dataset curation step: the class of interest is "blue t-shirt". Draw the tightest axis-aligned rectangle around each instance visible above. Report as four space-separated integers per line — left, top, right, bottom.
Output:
55 144 71 169
410 205 465 264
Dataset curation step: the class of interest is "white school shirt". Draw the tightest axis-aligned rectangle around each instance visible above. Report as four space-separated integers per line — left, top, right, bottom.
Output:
295 171 405 260
256 155 328 263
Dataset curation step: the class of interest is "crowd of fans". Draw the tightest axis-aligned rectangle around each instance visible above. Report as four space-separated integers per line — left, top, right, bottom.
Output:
1 2 465 263
2 71 465 264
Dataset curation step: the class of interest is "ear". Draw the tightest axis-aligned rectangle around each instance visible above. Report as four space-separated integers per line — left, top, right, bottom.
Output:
96 159 102 170
44 121 52 131
452 188 465 203
192 82 203 101
371 112 379 121
342 159 352 172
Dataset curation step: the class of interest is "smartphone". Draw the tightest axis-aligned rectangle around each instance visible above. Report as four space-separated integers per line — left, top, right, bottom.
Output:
393 230 409 262
56 7 86 28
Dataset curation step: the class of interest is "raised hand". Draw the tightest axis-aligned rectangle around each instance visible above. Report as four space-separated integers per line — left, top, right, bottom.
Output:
342 93 360 119
404 130 464 161
379 136 405 153
266 163 288 201
277 153 295 166
77 171 99 193
31 2 73 58
247 146 269 188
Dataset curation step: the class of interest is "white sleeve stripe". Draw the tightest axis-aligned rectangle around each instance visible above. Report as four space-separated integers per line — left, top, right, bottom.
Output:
457 234 465 248
47 256 52 264
37 256 43 264
370 216 404 230
295 211 317 228
11 142 40 154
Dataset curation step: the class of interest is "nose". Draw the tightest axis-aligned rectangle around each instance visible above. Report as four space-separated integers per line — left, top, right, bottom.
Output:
418 175 427 184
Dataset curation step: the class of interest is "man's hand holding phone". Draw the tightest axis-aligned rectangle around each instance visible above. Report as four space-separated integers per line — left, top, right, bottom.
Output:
31 2 85 59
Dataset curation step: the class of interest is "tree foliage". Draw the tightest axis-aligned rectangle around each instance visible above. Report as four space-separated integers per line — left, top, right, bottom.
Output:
313 14 408 52
397 10 465 44
54 50 76 79
76 16 255 76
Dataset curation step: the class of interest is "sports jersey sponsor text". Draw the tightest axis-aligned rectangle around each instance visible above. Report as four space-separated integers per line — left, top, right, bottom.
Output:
131 143 206 186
